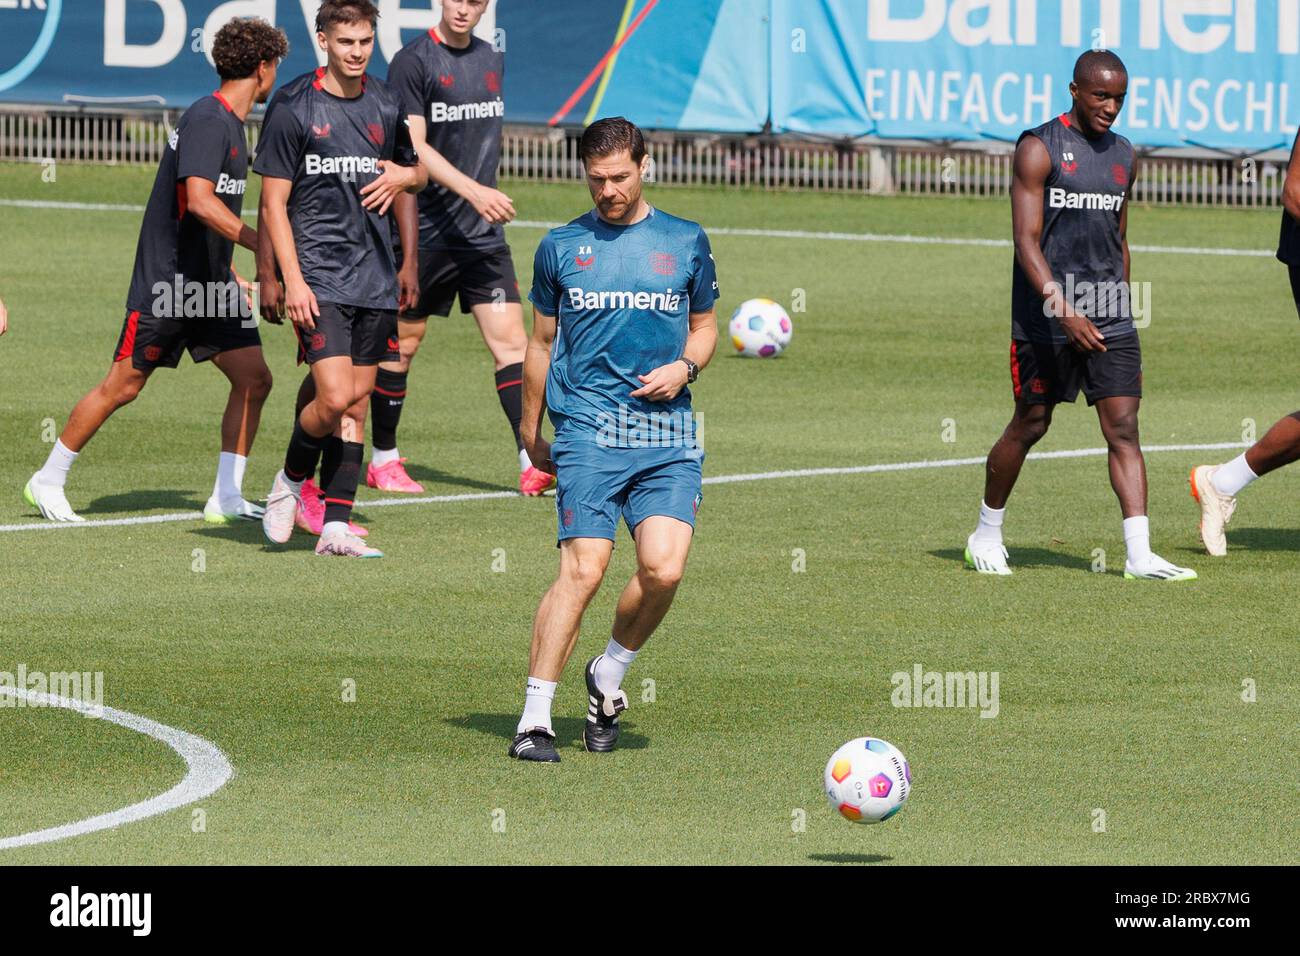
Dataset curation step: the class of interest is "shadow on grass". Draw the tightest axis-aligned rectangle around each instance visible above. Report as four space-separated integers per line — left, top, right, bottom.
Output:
186 521 314 550
401 464 516 495
81 489 204 515
807 853 894 864
929 547 1093 572
447 712 649 751
1223 526 1300 552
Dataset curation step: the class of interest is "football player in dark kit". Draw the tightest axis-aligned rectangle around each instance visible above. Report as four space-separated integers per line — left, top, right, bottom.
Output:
256 0 426 558
24 17 287 524
1190 127 1300 556
377 0 556 497
965 50 1196 581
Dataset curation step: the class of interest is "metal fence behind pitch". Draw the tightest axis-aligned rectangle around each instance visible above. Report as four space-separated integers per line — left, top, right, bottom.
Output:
0 105 1286 208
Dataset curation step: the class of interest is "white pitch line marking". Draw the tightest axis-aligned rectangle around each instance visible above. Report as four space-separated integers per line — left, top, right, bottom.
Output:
0 442 1248 534
0 685 233 850
0 198 1274 258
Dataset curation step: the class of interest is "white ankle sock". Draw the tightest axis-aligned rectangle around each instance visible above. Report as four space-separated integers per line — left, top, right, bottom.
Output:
37 439 78 488
212 451 247 504
972 501 1005 544
1212 454 1257 496
280 469 304 495
518 448 531 472
322 520 348 538
593 639 638 694
1123 515 1152 565
518 677 557 734
372 446 400 466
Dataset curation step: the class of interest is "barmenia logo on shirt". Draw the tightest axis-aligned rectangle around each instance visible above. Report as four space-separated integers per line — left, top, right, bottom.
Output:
429 99 504 123
566 287 682 311
304 154 381 176
1048 187 1125 211
214 173 246 195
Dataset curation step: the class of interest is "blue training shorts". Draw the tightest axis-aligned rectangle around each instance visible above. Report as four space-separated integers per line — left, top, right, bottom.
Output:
553 442 703 543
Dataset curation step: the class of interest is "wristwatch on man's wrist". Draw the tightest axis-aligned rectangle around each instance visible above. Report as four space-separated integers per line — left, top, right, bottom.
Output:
680 358 699 383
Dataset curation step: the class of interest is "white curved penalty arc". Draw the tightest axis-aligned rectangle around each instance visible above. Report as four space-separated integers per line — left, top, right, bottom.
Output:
0 685 233 850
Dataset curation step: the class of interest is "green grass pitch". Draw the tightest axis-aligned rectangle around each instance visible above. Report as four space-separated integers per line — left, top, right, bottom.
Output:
0 161 1295 864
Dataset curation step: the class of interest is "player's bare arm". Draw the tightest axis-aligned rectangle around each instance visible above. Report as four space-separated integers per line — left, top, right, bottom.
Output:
1121 159 1138 284
630 309 718 401
184 176 258 251
394 191 420 314
254 203 284 324
520 307 556 473
1012 134 1105 352
1284 131 1300 220
405 113 515 224
358 155 427 217
259 176 319 330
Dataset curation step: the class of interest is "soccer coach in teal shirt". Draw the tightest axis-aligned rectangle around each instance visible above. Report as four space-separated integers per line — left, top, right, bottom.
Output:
511 117 719 763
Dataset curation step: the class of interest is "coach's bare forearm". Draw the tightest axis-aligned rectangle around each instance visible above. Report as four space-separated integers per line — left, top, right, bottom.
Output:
683 311 717 371
520 338 551 447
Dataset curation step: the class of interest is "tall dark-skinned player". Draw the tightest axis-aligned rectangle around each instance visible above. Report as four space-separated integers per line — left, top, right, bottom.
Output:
965 50 1196 581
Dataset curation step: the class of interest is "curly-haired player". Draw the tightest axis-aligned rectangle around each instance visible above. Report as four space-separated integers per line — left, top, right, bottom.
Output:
25 18 288 524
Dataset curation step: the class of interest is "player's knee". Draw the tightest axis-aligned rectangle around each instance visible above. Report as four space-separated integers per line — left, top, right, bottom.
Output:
1103 413 1139 447
561 555 607 598
245 367 273 403
639 557 684 593
317 389 351 424
109 375 146 407
1012 411 1051 446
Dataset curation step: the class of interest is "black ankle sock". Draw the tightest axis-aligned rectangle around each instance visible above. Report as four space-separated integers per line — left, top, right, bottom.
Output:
284 420 326 483
321 439 363 526
495 362 524 450
371 367 407 452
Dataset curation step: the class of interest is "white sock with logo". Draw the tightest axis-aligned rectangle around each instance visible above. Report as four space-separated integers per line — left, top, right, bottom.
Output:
518 677 557 734
519 448 531 472
212 451 247 507
1123 515 1153 566
372 446 400 466
36 439 78 488
593 638 638 694
1211 454 1257 497
972 501 1006 545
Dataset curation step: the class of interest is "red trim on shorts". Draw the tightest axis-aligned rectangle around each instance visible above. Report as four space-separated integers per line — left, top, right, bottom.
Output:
212 90 235 113
1009 340 1023 400
116 311 141 362
373 385 406 398
495 378 522 391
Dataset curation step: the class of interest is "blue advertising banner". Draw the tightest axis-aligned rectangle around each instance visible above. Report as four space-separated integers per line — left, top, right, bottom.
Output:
772 0 1300 150
3 1 1298 149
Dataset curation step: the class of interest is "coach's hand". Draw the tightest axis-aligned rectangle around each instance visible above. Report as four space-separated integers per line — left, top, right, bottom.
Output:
631 361 690 402
524 436 555 476
258 273 285 325
470 184 515 225
398 261 419 314
285 280 320 331
1060 310 1107 352
360 161 420 217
